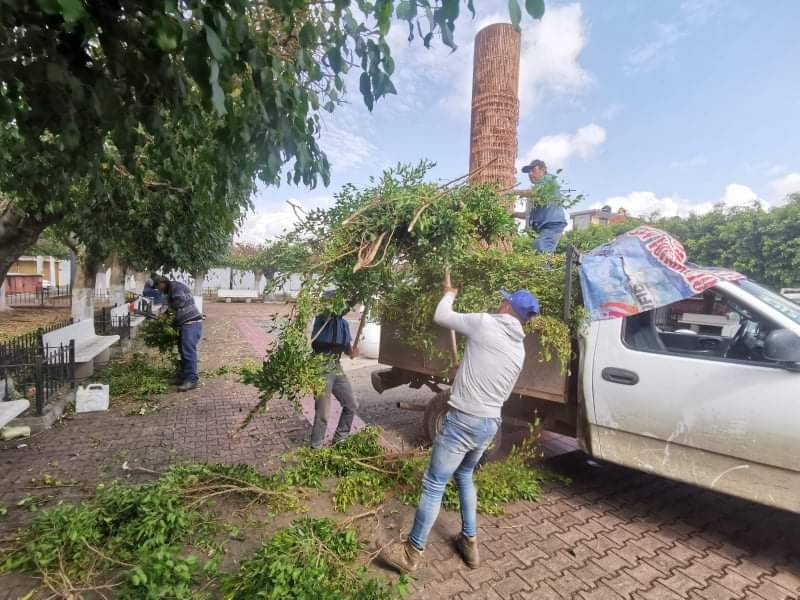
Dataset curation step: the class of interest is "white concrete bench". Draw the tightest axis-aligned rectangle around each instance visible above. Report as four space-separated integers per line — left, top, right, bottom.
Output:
42 320 120 380
0 400 29 429
217 289 260 303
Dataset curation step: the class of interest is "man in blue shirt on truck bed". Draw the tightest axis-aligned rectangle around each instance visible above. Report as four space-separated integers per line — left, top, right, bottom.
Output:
512 159 568 253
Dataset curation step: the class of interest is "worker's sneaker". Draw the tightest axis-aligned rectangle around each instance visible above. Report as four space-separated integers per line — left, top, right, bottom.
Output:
171 377 184 386
177 381 198 392
380 541 423 574
455 533 480 569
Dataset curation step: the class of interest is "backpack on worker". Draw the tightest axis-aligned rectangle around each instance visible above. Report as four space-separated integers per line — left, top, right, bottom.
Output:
311 314 352 355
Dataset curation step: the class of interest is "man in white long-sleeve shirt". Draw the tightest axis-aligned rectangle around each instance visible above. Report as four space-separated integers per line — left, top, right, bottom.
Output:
381 285 540 573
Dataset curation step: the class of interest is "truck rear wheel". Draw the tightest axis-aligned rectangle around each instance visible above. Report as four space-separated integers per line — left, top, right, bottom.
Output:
423 390 503 463
424 390 451 444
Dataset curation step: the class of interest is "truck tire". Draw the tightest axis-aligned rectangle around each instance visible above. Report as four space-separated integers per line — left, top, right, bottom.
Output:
423 390 503 464
423 390 450 444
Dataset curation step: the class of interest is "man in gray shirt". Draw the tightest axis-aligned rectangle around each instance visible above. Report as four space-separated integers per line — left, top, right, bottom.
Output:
381 286 539 573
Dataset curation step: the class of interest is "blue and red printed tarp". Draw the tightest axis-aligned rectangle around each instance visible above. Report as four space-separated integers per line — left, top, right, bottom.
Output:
578 226 745 321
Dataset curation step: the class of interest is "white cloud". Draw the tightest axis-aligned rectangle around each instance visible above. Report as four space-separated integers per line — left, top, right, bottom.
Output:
669 154 708 169
768 173 800 200
593 184 765 219
595 191 709 219
319 117 378 172
519 123 606 170
516 4 593 116
236 196 333 244
626 1 720 74
720 183 763 209
387 3 591 118
626 23 685 74
680 0 722 25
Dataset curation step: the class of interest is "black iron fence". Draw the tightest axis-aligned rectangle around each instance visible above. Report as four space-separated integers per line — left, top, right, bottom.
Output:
94 306 131 340
0 319 76 416
5 286 117 308
6 285 71 307
0 318 74 364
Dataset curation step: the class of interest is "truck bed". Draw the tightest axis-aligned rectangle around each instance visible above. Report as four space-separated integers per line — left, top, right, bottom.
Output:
379 320 569 403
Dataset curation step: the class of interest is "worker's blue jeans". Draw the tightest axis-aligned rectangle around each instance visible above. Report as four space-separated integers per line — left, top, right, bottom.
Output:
178 321 202 383
407 408 500 550
533 223 567 253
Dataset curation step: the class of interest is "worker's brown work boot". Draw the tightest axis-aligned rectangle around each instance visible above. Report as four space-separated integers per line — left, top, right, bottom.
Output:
456 533 480 569
380 540 423 573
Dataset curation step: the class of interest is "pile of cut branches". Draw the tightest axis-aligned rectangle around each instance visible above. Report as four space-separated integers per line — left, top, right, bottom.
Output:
243 161 583 421
0 427 548 599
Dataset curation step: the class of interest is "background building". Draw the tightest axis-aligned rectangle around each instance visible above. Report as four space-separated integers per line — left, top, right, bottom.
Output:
570 206 628 231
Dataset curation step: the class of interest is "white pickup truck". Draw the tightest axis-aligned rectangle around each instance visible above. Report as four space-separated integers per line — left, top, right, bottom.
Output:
373 256 800 513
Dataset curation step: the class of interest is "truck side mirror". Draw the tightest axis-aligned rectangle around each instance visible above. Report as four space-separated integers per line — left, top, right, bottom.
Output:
764 330 800 365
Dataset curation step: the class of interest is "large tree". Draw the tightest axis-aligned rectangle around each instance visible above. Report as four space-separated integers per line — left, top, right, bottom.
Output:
224 234 311 292
0 0 546 288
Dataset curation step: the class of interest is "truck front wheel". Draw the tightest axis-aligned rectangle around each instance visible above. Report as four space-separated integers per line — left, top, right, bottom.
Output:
423 390 503 463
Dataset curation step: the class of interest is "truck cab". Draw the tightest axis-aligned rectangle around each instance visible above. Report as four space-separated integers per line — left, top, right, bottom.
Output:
583 279 800 512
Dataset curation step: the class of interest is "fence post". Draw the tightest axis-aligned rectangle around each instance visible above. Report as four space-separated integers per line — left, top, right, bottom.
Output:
34 356 45 416
69 340 76 387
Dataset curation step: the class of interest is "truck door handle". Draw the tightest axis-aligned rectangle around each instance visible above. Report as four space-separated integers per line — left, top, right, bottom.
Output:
602 367 639 385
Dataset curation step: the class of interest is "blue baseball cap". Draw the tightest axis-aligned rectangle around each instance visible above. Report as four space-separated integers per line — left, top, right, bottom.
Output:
501 289 540 322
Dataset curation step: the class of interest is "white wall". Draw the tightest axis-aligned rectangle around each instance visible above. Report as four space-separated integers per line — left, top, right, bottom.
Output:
58 260 71 287
122 267 303 296
95 267 111 293
265 273 303 299
170 268 266 292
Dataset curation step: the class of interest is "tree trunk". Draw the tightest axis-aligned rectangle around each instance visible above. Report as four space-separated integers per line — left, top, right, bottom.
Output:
72 255 99 321
0 203 52 300
133 271 148 293
191 270 206 295
108 254 126 305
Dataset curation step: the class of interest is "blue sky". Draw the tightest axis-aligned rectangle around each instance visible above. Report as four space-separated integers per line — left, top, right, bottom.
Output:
239 0 800 242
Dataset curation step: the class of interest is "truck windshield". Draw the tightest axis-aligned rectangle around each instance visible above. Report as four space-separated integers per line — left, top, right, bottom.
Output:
737 280 800 325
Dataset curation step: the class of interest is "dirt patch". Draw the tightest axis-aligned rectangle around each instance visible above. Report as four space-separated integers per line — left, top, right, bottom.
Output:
0 307 70 342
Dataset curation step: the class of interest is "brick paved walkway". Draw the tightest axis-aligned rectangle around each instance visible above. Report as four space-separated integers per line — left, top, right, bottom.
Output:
1 301 798 600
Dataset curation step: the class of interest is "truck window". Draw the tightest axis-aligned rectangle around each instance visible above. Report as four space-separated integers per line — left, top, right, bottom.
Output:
738 280 800 324
623 289 784 366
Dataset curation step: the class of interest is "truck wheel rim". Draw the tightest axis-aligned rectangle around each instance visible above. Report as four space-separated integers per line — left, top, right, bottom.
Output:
434 411 447 435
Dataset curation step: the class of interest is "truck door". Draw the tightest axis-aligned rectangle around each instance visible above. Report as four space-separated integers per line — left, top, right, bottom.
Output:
589 286 800 512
